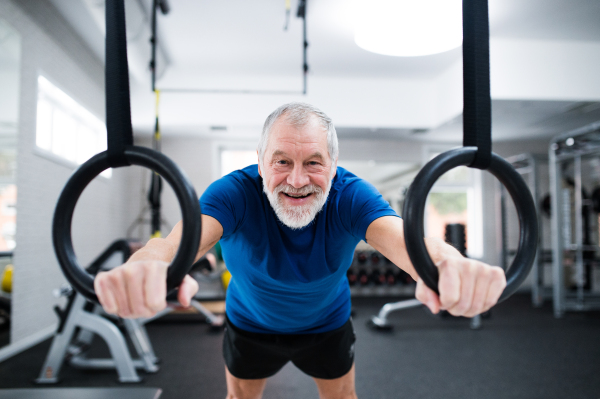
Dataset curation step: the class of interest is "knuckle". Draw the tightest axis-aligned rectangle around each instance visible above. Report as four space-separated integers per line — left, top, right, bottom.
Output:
107 270 124 285
122 265 136 281
479 265 492 279
148 298 166 313
491 266 506 281
442 288 460 305
466 260 478 275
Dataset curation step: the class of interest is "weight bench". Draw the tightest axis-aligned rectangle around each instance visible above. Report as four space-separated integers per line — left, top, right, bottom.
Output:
37 239 224 383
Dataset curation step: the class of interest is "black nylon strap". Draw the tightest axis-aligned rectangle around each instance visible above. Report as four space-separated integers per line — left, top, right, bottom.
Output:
462 0 491 170
105 0 133 167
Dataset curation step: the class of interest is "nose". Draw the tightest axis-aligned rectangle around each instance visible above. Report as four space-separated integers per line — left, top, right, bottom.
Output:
287 163 310 188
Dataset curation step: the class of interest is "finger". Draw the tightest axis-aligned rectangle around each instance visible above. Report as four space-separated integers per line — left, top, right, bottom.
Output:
483 267 507 311
123 264 152 319
95 272 118 315
415 278 441 314
144 261 168 313
446 260 477 317
178 275 199 307
463 265 493 318
111 269 132 318
437 259 461 312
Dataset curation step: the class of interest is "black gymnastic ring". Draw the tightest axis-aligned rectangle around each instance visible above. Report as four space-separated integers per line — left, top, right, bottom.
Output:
52 146 202 303
402 147 537 302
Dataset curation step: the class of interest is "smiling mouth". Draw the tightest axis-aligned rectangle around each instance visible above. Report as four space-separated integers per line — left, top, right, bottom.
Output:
283 192 312 199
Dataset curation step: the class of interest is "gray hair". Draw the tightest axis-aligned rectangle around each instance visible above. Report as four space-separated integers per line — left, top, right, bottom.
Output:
257 102 339 166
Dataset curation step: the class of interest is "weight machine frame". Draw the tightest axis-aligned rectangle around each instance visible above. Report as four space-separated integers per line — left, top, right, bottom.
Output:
499 153 550 307
549 121 600 318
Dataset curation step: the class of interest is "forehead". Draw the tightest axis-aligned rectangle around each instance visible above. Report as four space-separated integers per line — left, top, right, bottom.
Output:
266 117 328 157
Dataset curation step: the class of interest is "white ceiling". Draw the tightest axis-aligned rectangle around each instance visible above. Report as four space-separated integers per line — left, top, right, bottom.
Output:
48 0 600 142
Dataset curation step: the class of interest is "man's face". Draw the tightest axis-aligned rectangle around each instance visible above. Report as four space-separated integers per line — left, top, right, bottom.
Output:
258 117 337 229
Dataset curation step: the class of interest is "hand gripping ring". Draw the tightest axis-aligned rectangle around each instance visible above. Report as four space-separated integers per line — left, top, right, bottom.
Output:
402 147 538 302
52 146 202 303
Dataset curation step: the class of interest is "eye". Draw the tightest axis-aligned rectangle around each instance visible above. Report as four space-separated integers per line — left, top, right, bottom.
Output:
276 160 288 165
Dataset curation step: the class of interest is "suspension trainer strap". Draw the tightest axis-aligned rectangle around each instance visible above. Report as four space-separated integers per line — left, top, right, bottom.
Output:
149 90 163 238
462 0 491 170
105 0 134 167
297 0 308 94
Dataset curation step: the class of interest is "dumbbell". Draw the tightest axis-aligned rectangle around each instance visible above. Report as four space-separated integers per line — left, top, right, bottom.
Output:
346 269 357 286
370 269 386 285
384 268 396 285
358 269 369 286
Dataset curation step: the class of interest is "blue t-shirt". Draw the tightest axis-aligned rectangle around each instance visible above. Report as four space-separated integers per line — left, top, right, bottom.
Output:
200 165 398 334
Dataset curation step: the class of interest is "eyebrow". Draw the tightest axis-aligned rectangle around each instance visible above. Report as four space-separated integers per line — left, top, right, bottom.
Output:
271 150 325 161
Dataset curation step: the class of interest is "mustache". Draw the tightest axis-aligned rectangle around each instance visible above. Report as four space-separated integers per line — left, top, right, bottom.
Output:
274 184 322 196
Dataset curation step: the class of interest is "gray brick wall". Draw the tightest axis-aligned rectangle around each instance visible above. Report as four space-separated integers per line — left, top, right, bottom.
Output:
1 0 143 346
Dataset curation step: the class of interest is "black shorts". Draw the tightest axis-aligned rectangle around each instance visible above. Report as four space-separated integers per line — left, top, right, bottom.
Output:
223 316 356 380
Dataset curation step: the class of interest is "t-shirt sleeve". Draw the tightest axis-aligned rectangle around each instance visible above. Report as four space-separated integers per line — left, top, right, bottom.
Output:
338 177 399 241
200 173 247 238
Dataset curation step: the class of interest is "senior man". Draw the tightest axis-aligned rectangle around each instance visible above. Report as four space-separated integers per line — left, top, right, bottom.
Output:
95 102 506 399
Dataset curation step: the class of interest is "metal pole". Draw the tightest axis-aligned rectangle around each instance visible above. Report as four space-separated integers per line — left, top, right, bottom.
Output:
550 143 564 317
574 155 585 303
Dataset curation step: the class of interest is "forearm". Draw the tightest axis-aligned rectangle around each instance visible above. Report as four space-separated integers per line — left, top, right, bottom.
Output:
126 214 223 266
365 216 463 280
365 216 417 279
126 237 177 265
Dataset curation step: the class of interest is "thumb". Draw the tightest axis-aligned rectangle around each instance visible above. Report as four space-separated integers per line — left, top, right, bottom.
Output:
178 275 199 307
415 278 441 314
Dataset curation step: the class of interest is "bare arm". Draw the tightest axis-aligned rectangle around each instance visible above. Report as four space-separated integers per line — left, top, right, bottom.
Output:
95 214 223 318
365 216 506 317
127 214 223 265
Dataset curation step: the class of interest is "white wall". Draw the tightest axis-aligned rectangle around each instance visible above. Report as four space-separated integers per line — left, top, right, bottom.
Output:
1 0 143 349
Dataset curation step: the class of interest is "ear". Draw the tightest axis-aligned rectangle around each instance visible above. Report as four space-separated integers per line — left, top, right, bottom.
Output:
332 158 338 179
257 150 262 177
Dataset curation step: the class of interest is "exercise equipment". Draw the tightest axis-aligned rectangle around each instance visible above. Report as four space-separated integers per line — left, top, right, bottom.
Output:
402 0 537 301
349 249 416 301
1 264 12 293
371 0 538 330
444 224 466 257
549 121 600 317
0 252 12 332
152 0 309 95
52 0 201 303
37 240 225 384
37 240 162 384
499 154 552 307
370 223 484 330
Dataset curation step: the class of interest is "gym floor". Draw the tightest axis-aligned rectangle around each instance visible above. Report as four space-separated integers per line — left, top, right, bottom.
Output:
0 294 598 399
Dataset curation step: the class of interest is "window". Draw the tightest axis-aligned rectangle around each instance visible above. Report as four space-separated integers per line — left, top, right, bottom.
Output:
424 150 483 259
35 76 110 177
220 149 257 177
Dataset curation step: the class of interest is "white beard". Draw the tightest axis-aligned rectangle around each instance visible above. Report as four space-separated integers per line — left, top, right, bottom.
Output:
263 179 331 230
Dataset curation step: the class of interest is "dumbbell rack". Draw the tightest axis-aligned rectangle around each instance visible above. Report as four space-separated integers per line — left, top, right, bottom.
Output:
499 153 552 307
550 121 600 318
347 250 416 297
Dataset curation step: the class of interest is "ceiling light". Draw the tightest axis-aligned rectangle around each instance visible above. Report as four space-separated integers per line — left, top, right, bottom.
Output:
354 0 462 57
